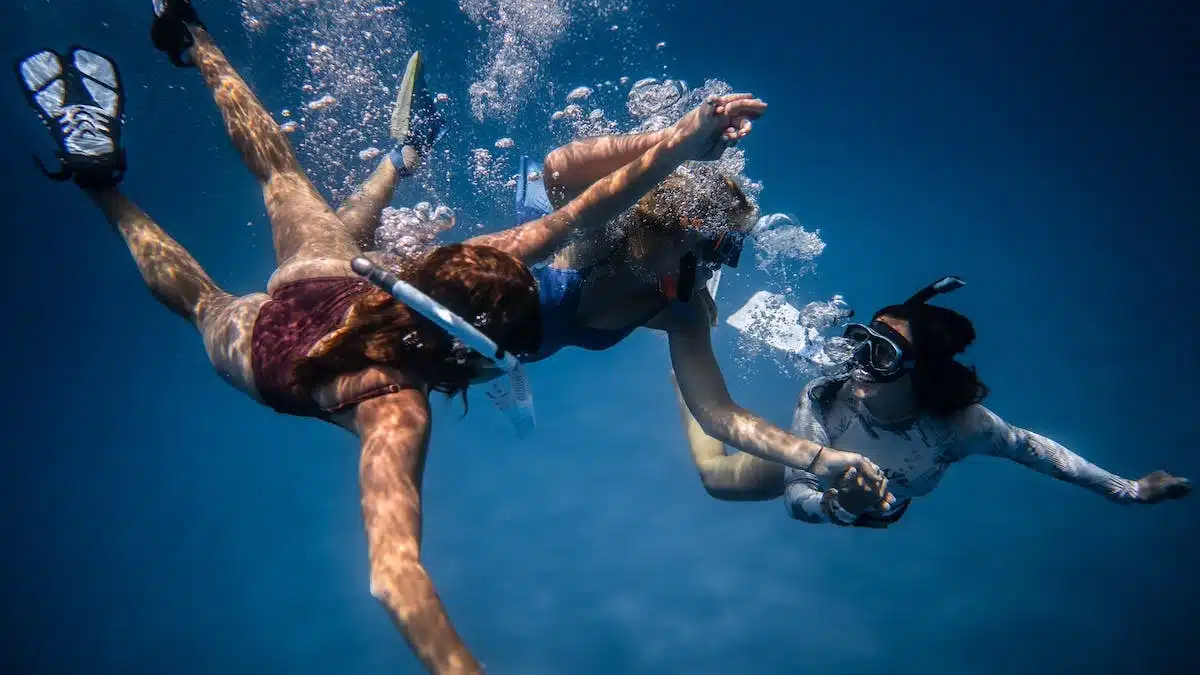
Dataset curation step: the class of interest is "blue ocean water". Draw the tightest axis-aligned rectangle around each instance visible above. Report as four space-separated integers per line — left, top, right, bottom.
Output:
2 1 1197 674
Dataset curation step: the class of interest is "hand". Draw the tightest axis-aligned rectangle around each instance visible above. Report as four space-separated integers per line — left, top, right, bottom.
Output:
1136 470 1192 504
668 93 767 162
829 466 896 515
809 447 895 512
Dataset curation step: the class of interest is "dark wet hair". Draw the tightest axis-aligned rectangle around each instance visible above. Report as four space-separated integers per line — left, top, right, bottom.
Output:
294 243 542 399
873 303 989 417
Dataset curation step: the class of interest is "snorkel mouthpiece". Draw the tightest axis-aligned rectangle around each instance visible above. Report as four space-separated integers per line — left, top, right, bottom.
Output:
351 256 536 437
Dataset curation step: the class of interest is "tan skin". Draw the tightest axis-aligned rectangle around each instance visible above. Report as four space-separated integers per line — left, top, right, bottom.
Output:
77 23 776 674
350 91 894 495
510 104 897 495
674 314 1192 515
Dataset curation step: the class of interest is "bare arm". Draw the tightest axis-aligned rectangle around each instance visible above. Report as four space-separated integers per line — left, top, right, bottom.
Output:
666 312 889 502
542 128 671 203
465 132 689 264
670 371 784 501
468 94 766 264
354 389 483 675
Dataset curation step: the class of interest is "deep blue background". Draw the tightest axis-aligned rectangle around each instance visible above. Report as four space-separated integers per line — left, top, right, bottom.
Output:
2 1 1197 673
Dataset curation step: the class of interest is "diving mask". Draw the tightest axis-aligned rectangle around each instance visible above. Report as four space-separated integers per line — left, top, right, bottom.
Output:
844 321 915 382
843 275 968 382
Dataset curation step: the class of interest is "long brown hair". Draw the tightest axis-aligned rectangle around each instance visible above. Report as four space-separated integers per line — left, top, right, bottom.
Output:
294 243 542 397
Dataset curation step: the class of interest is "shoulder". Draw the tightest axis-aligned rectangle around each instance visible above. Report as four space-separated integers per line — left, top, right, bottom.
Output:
942 404 1014 458
313 366 429 432
946 404 1007 436
798 374 850 412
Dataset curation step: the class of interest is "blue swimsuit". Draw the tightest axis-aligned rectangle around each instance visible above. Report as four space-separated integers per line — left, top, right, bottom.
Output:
515 155 695 363
523 263 664 363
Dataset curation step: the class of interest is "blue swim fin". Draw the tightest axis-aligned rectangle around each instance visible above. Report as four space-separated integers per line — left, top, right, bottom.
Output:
514 155 554 223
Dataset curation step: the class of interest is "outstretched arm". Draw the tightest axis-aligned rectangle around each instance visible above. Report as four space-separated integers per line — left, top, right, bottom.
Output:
542 129 672 204
667 314 892 510
354 389 483 675
957 405 1191 504
466 133 689 263
670 371 784 501
468 94 766 264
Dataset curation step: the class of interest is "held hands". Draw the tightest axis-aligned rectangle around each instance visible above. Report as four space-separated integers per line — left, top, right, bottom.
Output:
1136 470 1192 504
669 93 767 162
828 466 896 515
809 448 896 514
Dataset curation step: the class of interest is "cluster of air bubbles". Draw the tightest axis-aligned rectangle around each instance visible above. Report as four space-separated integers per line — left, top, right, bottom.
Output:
626 78 685 121
375 202 457 258
462 1 650 123
550 101 620 138
751 213 826 272
461 0 571 122
467 145 521 203
238 1 413 199
725 293 855 380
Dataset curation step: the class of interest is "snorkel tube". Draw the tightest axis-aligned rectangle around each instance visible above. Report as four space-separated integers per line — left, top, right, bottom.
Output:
350 257 537 438
903 275 966 307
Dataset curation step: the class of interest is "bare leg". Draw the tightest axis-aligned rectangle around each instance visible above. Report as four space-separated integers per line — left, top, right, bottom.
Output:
334 148 421 249
336 48 443 249
543 129 671 205
673 376 784 501
186 27 358 289
86 187 268 398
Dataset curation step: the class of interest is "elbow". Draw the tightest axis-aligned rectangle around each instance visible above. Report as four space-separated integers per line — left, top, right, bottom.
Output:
368 554 424 611
542 150 567 191
692 405 736 442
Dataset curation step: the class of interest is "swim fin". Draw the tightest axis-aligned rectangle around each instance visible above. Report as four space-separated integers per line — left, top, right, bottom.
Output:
15 46 126 188
390 51 445 154
151 0 206 68
514 156 554 223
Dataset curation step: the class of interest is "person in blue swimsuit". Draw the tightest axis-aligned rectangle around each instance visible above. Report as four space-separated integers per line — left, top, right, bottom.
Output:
499 128 900 506
671 277 1191 526
354 93 897 506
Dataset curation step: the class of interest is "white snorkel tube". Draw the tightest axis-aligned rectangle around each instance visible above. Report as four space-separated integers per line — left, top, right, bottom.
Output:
351 256 537 438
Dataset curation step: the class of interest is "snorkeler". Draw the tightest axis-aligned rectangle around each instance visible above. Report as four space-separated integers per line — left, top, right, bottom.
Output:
295 49 894 505
671 276 1192 525
493 126 898 511
14 1 781 672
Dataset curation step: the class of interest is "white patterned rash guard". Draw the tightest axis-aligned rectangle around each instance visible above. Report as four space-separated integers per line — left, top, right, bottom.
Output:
784 376 1141 525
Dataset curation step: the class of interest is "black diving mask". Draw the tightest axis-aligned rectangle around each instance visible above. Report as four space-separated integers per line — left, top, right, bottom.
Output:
844 321 915 381
845 275 968 382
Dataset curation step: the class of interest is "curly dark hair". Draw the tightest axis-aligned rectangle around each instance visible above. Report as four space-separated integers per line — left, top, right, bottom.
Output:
873 303 989 417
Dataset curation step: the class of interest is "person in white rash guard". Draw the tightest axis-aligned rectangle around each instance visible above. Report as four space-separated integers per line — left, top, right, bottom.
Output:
672 276 1192 527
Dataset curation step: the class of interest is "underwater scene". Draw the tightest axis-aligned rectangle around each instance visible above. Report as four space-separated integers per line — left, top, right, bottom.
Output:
2 1 1197 673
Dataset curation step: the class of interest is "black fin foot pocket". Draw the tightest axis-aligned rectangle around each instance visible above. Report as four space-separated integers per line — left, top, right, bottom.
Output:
151 0 206 68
